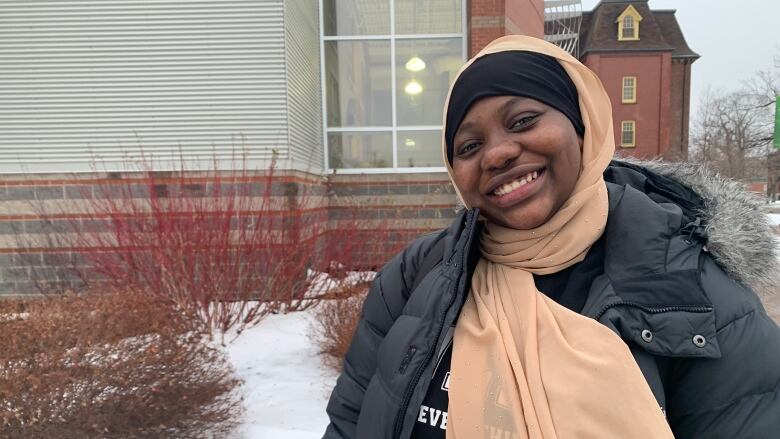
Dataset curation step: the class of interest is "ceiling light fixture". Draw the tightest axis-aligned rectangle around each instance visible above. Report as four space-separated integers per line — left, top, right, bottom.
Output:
404 80 423 95
405 56 426 72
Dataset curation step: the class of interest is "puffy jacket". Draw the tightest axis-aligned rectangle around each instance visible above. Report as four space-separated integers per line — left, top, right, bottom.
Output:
323 161 780 439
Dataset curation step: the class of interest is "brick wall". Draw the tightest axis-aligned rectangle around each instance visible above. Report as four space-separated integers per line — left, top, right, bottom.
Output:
668 60 685 160
0 171 459 296
583 52 674 159
469 0 544 56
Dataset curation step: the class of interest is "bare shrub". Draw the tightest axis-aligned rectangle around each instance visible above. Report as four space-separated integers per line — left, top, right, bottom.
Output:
0 290 242 439
21 152 329 339
311 282 371 371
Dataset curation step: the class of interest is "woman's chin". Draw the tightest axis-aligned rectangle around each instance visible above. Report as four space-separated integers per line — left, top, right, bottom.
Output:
486 208 551 231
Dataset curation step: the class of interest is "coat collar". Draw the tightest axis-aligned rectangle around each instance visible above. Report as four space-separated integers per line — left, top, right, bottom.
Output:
582 182 721 359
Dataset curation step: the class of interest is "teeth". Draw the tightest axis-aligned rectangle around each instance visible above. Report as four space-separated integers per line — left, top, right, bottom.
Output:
494 171 540 196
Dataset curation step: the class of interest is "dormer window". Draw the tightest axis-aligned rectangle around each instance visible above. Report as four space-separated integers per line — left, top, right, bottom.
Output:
617 5 642 41
622 16 635 39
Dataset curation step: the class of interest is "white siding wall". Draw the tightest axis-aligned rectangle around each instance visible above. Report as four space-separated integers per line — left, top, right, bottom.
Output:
284 0 323 173
0 0 291 173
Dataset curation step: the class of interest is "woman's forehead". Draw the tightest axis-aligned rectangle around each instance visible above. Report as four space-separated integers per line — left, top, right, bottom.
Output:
456 96 546 130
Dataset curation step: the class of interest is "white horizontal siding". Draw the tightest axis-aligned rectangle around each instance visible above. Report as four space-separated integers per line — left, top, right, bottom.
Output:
0 0 289 172
284 0 323 173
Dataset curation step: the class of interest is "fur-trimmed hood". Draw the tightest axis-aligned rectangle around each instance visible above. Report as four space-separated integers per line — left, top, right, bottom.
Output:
617 158 778 290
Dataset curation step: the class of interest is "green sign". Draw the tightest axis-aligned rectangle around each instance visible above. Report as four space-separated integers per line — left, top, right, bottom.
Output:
775 95 780 149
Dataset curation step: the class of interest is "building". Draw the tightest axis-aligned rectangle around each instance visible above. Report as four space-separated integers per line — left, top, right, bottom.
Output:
0 0 697 295
579 0 699 159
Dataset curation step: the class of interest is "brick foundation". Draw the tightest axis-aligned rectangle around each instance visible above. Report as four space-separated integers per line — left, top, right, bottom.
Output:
0 171 459 295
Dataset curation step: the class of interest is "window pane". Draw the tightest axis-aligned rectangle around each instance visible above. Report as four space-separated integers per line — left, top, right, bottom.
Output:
397 130 442 168
622 78 635 101
325 41 392 127
622 16 634 38
323 0 390 36
328 132 393 168
395 38 462 126
394 0 462 34
621 122 634 146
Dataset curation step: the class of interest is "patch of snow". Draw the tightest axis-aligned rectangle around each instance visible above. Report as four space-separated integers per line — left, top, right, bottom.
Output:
0 312 29 322
768 213 780 227
226 309 337 439
306 269 375 297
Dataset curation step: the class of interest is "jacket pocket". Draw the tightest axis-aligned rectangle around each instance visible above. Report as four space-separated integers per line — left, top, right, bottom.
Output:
376 314 424 396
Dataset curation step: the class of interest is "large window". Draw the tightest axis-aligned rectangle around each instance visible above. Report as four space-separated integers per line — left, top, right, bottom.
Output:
320 0 466 171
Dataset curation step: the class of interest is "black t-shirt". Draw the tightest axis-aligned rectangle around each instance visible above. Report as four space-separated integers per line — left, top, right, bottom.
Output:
410 235 606 437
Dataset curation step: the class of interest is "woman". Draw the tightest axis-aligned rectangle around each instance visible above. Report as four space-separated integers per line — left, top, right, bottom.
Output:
324 36 780 439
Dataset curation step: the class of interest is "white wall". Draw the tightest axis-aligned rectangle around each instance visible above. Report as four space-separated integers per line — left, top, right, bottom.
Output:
0 0 305 173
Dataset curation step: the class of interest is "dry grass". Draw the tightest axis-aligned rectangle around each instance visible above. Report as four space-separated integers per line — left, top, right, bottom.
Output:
0 290 242 439
311 282 370 372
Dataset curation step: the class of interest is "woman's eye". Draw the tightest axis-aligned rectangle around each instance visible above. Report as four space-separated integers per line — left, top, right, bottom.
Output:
458 141 481 155
510 114 538 131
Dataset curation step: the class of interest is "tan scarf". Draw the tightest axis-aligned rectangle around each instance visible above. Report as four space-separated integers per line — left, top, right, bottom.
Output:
442 36 674 439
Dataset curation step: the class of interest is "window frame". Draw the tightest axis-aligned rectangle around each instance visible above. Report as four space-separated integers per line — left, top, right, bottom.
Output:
319 0 468 173
616 6 641 41
620 120 636 148
622 76 637 104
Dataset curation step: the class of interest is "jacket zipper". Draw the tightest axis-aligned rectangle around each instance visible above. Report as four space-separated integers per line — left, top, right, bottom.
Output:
391 212 475 439
594 301 713 321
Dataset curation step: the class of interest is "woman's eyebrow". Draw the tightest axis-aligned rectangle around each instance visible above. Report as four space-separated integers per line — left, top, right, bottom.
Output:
455 121 477 139
498 96 532 115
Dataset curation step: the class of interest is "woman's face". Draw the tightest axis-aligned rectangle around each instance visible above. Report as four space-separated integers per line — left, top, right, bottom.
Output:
451 95 583 230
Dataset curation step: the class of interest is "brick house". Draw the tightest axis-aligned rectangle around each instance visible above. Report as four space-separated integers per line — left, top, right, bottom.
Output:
578 0 699 159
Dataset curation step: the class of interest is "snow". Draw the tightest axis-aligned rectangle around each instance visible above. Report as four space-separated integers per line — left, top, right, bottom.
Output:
306 269 376 298
0 312 28 322
225 308 337 439
768 213 780 227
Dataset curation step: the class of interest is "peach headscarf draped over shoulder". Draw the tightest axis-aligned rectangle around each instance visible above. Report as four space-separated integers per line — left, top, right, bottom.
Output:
442 35 674 439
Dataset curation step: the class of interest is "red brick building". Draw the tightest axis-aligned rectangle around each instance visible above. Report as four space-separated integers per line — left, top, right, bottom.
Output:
578 0 699 159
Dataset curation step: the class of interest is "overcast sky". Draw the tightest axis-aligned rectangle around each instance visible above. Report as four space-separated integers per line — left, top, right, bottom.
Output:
579 0 779 118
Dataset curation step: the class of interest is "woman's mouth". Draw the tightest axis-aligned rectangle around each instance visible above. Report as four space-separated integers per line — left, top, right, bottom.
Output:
492 168 544 197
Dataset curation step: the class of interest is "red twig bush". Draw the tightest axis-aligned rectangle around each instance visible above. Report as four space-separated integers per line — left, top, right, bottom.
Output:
25 154 330 339
0 290 241 439
20 149 417 344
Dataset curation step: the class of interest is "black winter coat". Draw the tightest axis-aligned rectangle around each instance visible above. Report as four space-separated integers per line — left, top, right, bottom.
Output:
324 161 780 439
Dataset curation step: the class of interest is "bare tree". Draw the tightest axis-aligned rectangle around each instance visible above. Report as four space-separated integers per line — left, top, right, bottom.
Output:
690 89 772 180
744 62 780 201
690 60 778 196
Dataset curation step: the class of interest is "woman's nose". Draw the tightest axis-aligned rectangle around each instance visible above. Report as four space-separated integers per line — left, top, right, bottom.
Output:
482 136 521 172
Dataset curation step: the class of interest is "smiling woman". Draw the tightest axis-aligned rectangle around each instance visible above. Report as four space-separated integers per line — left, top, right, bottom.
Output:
323 35 780 439
450 96 582 229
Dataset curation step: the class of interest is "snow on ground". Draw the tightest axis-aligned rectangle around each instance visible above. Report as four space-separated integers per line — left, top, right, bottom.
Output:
768 213 780 227
226 308 337 439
